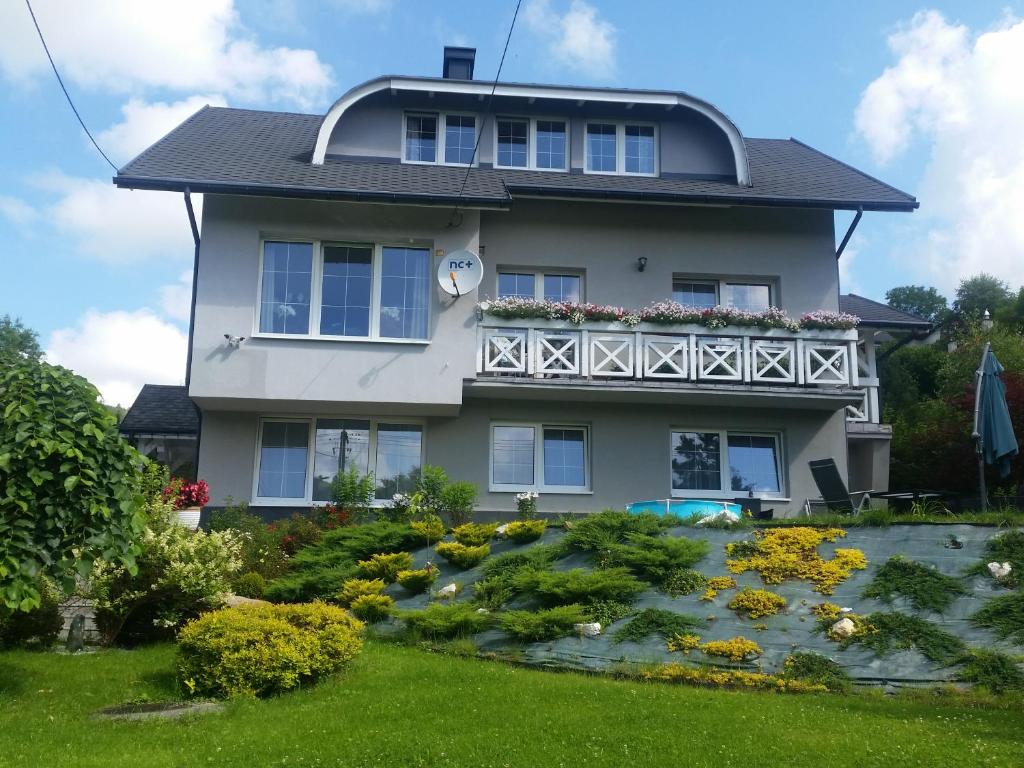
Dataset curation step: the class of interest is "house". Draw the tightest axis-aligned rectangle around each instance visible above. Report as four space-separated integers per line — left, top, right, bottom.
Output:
113 47 919 517
119 384 200 481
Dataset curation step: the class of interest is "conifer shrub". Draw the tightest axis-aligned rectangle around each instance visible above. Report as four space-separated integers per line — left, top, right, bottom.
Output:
357 552 414 582
452 523 498 546
349 594 394 623
499 604 588 642
971 592 1024 644
513 567 645 607
435 542 490 569
607 534 709 583
336 578 386 607
782 652 851 693
396 567 438 594
398 602 494 639
612 608 702 644
862 556 967 613
955 649 1024 693
504 519 547 544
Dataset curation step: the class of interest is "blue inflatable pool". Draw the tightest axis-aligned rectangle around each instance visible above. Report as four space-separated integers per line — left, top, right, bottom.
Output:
626 499 742 518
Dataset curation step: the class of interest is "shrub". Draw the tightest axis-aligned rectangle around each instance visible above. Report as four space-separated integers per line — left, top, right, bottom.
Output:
513 567 645 607
612 608 702 644
379 492 418 524
436 542 489 569
782 652 851 693
861 556 967 613
357 552 413 583
643 663 826 693
499 604 588 642
480 546 560 581
337 578 386 607
331 468 375 524
269 514 321 556
349 594 394 623
725 527 867 595
812 602 843 621
414 465 449 516
607 534 709 582
839 611 965 665
563 510 675 555
662 568 707 597
396 567 438 594
472 576 516 611
955 649 1024 693
439 481 478 526
209 501 288 582
515 491 539 520
233 572 267 600
0 577 63 648
177 602 364 698
971 591 1024 644
701 576 737 601
728 588 787 619
398 603 493 639
504 519 547 544
410 514 445 546
584 599 634 627
701 636 763 662
452 522 498 546
665 632 701 653
311 502 353 531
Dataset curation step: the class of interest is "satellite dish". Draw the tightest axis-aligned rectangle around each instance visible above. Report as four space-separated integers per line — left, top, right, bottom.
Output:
437 249 483 297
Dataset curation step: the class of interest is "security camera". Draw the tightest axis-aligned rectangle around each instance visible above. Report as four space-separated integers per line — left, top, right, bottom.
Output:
224 334 246 348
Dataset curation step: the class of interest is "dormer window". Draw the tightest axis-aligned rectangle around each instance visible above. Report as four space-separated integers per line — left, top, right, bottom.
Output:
585 121 658 176
494 118 568 171
403 112 476 166
444 115 476 164
404 114 437 163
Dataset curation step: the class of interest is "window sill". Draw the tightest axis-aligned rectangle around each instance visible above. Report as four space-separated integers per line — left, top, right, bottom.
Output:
671 491 790 503
251 333 430 346
489 487 593 495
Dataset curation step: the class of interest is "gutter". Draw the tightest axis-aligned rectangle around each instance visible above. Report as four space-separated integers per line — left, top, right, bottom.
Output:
183 188 203 482
835 206 863 258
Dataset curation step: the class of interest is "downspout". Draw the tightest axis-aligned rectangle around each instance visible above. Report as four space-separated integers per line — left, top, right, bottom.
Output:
835 206 863 259
183 188 203 484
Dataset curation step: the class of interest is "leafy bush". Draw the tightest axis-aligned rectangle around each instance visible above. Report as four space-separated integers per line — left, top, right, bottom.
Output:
955 649 1024 693
612 608 702 644
177 602 364 698
584 599 634 627
440 482 478 526
504 519 547 544
513 567 645 607
839 611 965 665
331 468 376 524
233 572 267 600
452 522 498 546
209 501 288 582
436 542 489 569
337 578 386 607
396 567 438 594
662 568 707 597
862 556 967 613
499 604 588 642
0 354 145 610
971 592 1024 644
727 588 787 619
563 510 675 556
357 552 414 583
269 514 322 556
0 576 63 648
410 514 445 546
414 465 449 515
701 636 763 662
782 652 851 693
349 593 394 623
607 534 709 582
398 602 493 639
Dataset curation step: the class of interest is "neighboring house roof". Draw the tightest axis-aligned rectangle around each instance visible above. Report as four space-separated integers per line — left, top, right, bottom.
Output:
114 106 918 212
840 294 933 331
119 384 199 436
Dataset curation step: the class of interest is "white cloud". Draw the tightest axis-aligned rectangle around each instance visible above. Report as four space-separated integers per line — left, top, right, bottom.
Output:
32 171 198 264
0 195 37 226
854 11 1024 292
838 232 865 296
160 271 195 322
98 95 227 164
0 0 333 110
46 309 187 408
524 0 617 80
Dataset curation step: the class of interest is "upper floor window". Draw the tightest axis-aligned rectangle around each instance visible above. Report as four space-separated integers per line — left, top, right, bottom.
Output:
586 122 658 176
444 115 476 164
405 114 437 163
404 112 476 166
258 240 431 341
497 270 582 302
671 277 774 312
494 118 568 171
723 283 771 312
671 280 718 309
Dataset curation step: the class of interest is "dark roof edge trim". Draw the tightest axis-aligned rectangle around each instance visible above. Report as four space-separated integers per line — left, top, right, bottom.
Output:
789 138 919 207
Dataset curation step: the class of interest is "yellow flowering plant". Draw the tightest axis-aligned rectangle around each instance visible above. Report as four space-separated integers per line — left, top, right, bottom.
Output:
725 527 867 594
666 632 702 653
642 663 826 694
700 636 763 662
700 576 737 601
727 588 787 619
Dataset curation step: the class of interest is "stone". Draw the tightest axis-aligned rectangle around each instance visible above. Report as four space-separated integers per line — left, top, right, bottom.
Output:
437 583 459 599
223 594 271 608
829 617 856 640
494 523 510 538
476 608 490 615
574 622 602 637
65 614 86 653
988 562 1013 580
840 607 854 614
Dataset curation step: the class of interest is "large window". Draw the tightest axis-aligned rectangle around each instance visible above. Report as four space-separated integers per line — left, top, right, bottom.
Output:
670 430 782 497
491 422 589 492
404 112 477 166
494 118 568 170
444 115 477 165
257 417 423 504
257 240 431 341
497 270 582 302
671 280 718 309
670 277 774 311
496 119 528 168
586 122 658 175
723 283 772 312
535 120 567 170
404 114 437 162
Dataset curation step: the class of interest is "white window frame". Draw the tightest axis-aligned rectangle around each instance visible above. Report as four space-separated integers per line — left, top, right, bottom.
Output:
668 428 786 500
493 116 570 172
253 416 427 506
495 269 585 302
402 111 479 167
489 421 591 494
671 275 777 310
584 121 659 176
255 237 432 344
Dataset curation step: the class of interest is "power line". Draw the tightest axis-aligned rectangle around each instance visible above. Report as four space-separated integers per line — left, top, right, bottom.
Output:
24 0 119 173
450 0 523 225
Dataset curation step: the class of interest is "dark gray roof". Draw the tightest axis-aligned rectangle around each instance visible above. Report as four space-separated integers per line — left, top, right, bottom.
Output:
114 106 917 212
840 294 932 330
120 384 199 436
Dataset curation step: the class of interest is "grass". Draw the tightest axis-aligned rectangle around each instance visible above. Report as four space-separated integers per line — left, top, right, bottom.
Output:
3 642 1024 767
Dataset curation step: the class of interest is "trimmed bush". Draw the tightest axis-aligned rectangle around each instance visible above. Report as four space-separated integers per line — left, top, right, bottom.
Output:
396 567 438 594
504 519 547 544
513 567 645 607
356 552 414 583
452 523 498 546
436 542 490 569
177 602 364 698
398 603 493 639
0 577 63 648
337 578 386 607
349 594 394 623
410 514 445 546
233 572 267 600
727 588 787 619
500 604 588 642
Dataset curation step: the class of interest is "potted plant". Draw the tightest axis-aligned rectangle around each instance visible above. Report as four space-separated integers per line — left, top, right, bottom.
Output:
165 478 210 529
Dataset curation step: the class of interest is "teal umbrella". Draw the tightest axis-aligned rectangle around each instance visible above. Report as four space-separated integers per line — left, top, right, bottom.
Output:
972 343 1019 509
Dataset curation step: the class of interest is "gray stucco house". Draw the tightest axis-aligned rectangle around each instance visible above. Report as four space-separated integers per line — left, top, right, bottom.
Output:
114 47 921 517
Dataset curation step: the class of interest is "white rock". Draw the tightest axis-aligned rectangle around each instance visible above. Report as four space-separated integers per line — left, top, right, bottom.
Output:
840 607 854 614
829 617 856 639
223 594 270 608
437 583 459 599
988 562 1013 579
494 523 510 538
476 608 490 615
694 510 741 527
574 622 602 637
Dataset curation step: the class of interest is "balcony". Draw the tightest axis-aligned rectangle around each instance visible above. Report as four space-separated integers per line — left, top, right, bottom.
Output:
470 317 863 409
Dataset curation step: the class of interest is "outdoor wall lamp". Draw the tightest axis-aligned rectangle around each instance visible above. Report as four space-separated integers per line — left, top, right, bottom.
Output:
982 309 994 331
636 256 648 272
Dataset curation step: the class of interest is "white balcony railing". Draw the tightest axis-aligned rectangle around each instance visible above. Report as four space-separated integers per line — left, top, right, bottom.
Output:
475 318 861 388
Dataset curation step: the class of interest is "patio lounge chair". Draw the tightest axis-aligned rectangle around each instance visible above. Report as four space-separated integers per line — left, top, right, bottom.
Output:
804 458 877 515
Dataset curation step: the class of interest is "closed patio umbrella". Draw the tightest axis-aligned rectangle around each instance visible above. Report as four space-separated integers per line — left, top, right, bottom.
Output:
972 343 1019 510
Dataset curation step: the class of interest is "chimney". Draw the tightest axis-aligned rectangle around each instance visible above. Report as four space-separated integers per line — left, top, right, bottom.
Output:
442 46 476 80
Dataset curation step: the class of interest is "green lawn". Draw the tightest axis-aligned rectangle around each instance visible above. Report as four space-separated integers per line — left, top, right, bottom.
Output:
1 641 1023 768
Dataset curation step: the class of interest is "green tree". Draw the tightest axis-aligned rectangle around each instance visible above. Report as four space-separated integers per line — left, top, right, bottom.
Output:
952 274 1013 324
878 343 946 417
884 285 949 324
0 355 145 611
0 315 42 360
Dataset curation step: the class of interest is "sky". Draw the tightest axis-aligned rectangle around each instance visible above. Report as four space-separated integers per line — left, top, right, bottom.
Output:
1 0 1022 407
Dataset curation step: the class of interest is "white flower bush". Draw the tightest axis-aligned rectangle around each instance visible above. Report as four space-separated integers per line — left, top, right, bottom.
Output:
515 490 539 520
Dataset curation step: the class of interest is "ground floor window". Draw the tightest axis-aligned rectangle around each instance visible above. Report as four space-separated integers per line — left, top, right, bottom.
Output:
255 417 423 504
670 430 783 497
490 422 589 492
